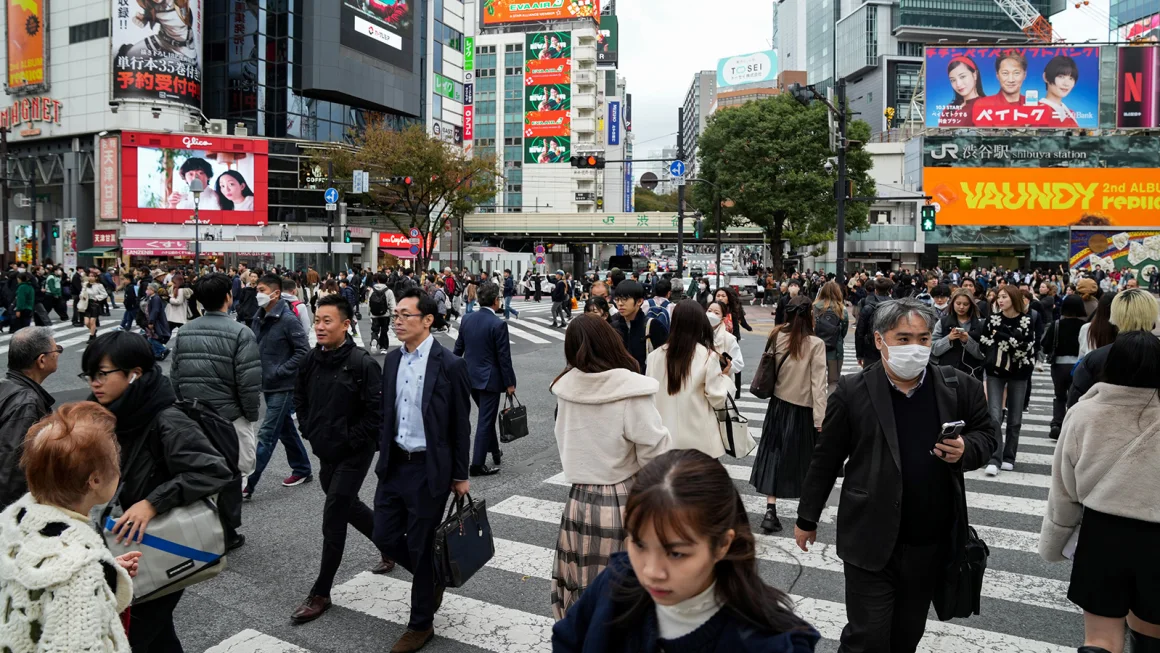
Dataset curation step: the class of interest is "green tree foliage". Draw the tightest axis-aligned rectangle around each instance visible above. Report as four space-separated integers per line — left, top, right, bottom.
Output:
695 93 875 276
317 121 500 270
633 186 679 212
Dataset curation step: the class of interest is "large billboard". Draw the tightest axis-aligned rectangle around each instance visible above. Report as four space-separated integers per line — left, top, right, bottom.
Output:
717 50 778 88
482 0 598 26
1119 12 1158 42
1070 229 1160 273
121 132 268 225
597 16 617 65
6 0 47 93
924 46 1100 128
340 0 414 72
526 32 571 164
1117 46 1160 128
112 0 203 108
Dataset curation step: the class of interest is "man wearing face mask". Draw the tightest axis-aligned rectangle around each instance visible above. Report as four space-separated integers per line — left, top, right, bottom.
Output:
793 298 996 653
929 284 951 318
245 274 313 499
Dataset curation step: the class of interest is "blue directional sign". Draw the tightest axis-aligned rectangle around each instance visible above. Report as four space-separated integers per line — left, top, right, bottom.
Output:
669 160 685 177
324 187 339 204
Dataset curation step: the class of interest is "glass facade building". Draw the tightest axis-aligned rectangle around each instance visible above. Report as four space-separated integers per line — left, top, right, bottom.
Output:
893 0 1053 32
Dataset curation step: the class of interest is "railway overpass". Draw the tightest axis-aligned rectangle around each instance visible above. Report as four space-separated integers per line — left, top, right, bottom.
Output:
462 212 766 244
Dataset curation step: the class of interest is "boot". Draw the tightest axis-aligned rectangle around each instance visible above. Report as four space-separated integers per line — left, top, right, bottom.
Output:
1131 629 1160 653
760 505 781 534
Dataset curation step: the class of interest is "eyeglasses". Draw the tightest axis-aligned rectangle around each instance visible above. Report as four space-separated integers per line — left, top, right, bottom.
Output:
393 312 423 320
77 368 127 384
40 345 64 356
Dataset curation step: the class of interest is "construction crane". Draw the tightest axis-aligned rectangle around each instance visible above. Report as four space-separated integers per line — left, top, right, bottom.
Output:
993 0 1061 43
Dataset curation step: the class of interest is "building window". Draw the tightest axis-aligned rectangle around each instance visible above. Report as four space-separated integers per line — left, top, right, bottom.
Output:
504 66 521 76
69 19 109 43
504 43 523 52
865 5 878 65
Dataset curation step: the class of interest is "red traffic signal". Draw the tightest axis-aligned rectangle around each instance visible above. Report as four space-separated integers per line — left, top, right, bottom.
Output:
389 176 413 185
570 155 606 169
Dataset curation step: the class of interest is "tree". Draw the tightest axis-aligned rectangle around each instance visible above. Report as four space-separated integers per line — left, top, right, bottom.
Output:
633 186 679 212
318 120 500 271
695 93 875 277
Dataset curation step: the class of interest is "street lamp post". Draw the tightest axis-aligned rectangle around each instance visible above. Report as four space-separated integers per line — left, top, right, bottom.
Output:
789 78 848 284
689 178 732 292
189 177 204 270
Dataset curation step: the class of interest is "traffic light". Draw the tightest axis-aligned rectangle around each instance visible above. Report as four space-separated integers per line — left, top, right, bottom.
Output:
388 176 413 186
693 217 703 240
921 204 936 232
343 229 352 243
51 225 59 238
570 155 606 169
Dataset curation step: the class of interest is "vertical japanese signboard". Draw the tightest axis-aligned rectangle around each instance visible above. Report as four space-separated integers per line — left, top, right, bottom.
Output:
99 135 120 221
6 0 47 92
112 0 204 108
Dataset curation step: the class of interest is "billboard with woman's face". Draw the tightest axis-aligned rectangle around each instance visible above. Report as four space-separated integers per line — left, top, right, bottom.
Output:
925 47 1101 129
120 132 268 225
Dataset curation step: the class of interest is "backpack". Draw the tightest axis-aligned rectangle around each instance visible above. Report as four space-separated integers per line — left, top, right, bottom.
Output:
861 299 880 353
289 299 304 318
369 288 389 316
814 306 842 352
644 298 671 332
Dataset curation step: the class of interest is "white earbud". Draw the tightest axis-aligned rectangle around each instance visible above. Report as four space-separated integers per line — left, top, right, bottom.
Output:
129 373 139 384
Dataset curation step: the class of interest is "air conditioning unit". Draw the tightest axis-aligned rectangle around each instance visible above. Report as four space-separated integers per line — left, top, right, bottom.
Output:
182 121 203 133
207 119 227 135
234 122 249 137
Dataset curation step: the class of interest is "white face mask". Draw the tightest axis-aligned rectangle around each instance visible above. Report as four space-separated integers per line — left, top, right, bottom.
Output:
706 312 722 328
16 268 24 273
882 343 931 380
256 292 272 308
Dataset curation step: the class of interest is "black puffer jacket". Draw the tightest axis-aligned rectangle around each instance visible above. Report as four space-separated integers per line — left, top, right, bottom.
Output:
294 337 382 463
0 371 55 508
171 311 262 422
251 298 309 393
99 368 232 515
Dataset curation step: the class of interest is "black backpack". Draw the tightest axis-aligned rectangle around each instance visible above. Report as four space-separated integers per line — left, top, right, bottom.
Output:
369 289 389 317
814 307 842 352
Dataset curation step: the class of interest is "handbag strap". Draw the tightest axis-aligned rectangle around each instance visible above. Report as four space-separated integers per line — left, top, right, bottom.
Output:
444 492 476 522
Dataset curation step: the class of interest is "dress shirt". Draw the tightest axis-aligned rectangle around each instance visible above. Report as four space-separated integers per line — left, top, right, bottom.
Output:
395 333 434 452
886 366 927 399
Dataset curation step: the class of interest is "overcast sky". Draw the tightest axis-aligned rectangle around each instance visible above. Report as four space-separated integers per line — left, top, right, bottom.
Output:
620 0 1111 158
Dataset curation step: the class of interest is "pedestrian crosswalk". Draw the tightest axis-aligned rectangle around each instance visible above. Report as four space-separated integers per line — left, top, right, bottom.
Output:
205 350 1081 652
358 300 566 354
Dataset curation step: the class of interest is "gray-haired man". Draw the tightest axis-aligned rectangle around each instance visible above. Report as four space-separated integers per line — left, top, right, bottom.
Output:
0 327 61 508
794 298 996 653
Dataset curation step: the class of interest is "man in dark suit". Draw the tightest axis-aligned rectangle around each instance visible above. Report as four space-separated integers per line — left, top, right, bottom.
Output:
374 288 471 653
453 283 516 477
794 298 996 653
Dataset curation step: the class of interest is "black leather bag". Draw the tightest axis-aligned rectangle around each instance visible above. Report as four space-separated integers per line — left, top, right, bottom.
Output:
498 394 529 443
934 525 990 620
433 494 495 588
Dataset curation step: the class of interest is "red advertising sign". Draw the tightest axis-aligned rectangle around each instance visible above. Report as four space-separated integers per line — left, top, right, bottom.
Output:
99 136 120 221
524 110 571 137
525 59 571 86
463 105 474 140
379 232 434 248
92 230 119 246
120 132 268 225
122 238 190 256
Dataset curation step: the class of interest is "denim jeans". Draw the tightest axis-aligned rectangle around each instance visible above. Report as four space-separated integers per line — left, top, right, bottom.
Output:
120 307 138 330
503 295 519 319
984 375 1028 467
465 300 476 314
248 390 312 489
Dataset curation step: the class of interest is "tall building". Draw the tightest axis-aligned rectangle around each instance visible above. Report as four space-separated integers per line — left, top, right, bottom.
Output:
681 71 716 178
1110 0 1160 38
774 0 808 76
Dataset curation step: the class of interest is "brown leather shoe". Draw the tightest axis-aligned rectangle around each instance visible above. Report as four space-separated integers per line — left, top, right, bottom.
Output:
390 627 434 653
372 557 396 574
290 595 331 624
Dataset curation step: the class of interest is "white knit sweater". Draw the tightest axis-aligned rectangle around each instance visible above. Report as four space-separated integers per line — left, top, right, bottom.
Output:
0 494 133 652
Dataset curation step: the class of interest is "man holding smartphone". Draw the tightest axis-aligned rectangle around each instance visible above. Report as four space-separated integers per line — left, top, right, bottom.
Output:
794 298 997 653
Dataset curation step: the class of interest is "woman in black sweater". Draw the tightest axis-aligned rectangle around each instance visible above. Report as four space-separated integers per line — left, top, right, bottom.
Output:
1041 294 1086 440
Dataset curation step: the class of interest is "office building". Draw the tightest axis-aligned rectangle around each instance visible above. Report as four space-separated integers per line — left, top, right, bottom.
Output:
681 71 716 178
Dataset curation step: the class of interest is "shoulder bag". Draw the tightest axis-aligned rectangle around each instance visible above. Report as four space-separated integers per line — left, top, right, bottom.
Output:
749 338 790 400
498 393 529 443
100 417 227 604
716 393 755 457
433 493 495 588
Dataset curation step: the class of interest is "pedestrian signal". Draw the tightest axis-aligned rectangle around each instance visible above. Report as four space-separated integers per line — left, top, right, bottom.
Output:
51 225 60 238
343 229 352 243
921 205 936 232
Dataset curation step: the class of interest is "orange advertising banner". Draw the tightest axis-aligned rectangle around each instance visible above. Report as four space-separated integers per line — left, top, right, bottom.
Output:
924 167 1160 228
482 0 599 26
6 0 46 91
524 110 570 137
525 58 571 85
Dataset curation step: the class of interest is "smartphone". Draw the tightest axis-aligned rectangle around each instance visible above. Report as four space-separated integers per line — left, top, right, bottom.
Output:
939 420 965 444
720 352 732 370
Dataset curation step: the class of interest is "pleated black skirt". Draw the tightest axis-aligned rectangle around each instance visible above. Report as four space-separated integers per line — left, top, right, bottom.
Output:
749 395 816 498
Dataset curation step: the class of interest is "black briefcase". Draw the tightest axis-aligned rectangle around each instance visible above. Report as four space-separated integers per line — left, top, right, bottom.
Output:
433 494 495 588
498 394 529 443
933 525 989 621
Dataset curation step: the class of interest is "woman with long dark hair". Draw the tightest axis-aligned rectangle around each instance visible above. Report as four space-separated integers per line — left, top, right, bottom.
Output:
812 280 848 390
552 449 820 651
939 55 986 127
749 296 827 534
931 288 985 379
980 287 1037 477
1042 294 1086 440
646 300 732 458
549 315 672 620
1079 292 1117 359
715 286 752 394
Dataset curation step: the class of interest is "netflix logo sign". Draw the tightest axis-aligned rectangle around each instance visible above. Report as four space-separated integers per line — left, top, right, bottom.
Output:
1118 46 1160 129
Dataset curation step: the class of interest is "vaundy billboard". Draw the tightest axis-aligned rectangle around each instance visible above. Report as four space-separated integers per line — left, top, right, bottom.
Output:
924 46 1100 129
121 132 268 225
112 0 203 108
6 0 47 92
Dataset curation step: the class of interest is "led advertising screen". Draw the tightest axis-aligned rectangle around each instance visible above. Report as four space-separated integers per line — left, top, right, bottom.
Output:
526 32 572 163
1117 46 1160 128
482 0 598 26
340 0 414 72
121 132 268 225
525 136 570 164
924 46 1100 129
597 15 617 65
112 0 203 108
6 0 47 92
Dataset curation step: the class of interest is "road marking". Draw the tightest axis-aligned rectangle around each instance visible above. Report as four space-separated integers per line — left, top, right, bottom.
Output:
502 323 550 344
54 325 121 350
511 316 566 340
491 495 1075 615
206 630 311 653
0 319 81 344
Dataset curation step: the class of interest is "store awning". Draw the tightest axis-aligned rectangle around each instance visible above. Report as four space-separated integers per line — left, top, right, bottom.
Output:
77 246 119 256
381 247 416 259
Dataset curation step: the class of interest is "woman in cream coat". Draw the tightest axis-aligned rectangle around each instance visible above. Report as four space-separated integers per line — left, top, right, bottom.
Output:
646 300 733 458
550 315 671 620
165 273 193 331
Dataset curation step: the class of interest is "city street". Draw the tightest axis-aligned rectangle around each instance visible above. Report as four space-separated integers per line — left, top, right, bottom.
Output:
3 299 1083 653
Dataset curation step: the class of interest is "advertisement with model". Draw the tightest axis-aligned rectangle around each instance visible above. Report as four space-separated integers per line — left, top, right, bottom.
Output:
340 0 414 71
526 32 572 164
924 46 1100 129
120 132 268 225
597 16 617 65
112 0 204 108
6 0 47 92
481 0 598 26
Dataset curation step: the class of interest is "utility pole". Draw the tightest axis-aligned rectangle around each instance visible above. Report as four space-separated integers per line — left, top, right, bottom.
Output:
1 127 7 269
676 106 685 282
326 160 334 273
835 78 848 285
29 168 36 265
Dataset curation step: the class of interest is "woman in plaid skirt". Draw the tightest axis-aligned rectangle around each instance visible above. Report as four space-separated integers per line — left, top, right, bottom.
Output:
549 315 672 620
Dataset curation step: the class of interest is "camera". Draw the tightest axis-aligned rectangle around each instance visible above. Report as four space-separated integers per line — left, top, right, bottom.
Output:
823 160 834 174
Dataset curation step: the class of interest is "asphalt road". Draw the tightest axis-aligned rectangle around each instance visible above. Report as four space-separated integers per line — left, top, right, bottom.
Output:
5 301 1083 653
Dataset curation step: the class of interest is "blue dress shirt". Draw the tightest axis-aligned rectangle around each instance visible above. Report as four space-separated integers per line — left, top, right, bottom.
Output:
395 333 434 452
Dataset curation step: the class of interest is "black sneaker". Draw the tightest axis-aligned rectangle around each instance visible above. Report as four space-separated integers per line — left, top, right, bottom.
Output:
227 533 246 551
760 506 782 534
